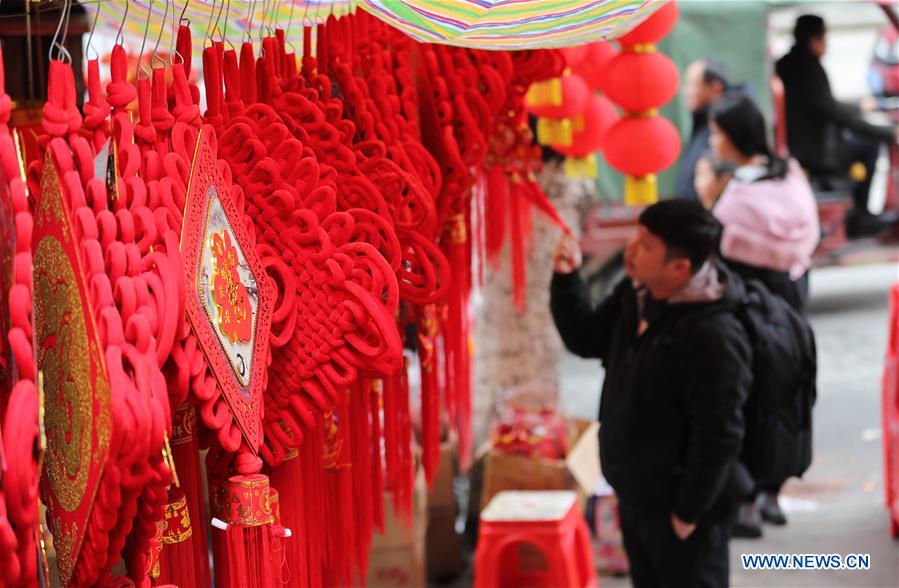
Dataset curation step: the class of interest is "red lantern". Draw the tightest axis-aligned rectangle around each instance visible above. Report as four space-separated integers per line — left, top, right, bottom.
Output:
572 42 618 91
551 94 617 157
524 73 589 119
617 0 679 45
560 45 589 69
604 116 680 178
601 51 680 113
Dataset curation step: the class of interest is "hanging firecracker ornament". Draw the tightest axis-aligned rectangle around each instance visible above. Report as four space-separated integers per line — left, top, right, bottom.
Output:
602 0 681 205
550 93 618 178
525 71 589 147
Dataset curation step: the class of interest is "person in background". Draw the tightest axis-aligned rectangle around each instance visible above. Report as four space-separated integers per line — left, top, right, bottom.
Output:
708 93 820 536
551 200 753 588
675 59 731 199
776 14 899 237
693 155 734 210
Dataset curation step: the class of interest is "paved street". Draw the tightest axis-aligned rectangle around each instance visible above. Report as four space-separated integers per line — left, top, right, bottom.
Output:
561 263 899 588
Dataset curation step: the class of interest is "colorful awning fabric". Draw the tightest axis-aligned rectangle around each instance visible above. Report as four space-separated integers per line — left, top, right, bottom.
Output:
84 0 665 54
355 0 666 50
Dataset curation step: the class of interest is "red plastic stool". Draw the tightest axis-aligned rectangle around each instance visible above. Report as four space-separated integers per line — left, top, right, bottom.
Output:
474 491 599 588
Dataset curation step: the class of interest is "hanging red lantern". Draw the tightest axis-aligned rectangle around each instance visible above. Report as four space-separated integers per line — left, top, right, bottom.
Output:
550 94 618 177
525 72 590 146
572 42 618 91
604 116 681 203
617 0 679 45
525 73 589 119
560 45 589 69
601 51 680 112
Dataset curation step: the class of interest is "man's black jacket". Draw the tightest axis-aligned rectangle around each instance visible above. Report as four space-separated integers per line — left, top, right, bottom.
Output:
776 45 894 172
674 108 712 200
550 265 752 523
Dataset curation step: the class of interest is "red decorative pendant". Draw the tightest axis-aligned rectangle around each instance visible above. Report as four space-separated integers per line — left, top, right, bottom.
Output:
180 129 275 453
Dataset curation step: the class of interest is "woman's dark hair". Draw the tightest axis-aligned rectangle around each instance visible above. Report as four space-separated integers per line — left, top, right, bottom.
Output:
710 93 787 180
794 14 826 49
638 199 723 273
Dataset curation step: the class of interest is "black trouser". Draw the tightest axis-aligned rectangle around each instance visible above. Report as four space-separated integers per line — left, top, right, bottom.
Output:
840 131 881 212
619 502 731 588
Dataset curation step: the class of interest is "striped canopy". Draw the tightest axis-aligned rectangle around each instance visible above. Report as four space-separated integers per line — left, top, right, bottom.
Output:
82 1 352 61
355 0 666 50
83 0 666 58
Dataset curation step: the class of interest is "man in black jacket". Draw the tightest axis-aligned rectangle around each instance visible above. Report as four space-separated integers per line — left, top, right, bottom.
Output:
776 14 899 237
675 59 730 200
550 200 753 588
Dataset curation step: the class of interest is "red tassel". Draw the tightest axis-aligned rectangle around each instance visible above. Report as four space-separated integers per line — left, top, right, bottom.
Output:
368 378 386 533
418 305 442 489
156 404 210 588
239 42 257 105
349 380 374 579
210 474 278 588
267 461 307 587
323 398 356 587
485 165 507 268
443 214 473 469
521 180 572 234
509 181 528 313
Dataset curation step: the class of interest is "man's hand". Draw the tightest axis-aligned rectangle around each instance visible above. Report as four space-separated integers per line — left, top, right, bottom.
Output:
671 514 697 541
553 233 582 274
894 126 899 145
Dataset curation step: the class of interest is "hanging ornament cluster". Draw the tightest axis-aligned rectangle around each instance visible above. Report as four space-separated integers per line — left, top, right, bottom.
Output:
602 0 682 206
0 0 665 585
524 41 619 179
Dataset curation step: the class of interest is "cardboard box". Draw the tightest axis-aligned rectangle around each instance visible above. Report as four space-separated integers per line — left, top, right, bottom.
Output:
481 419 600 510
367 468 428 588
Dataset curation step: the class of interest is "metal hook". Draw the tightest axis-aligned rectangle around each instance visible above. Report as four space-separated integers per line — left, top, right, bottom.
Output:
170 0 183 65
212 0 226 41
204 0 218 44
85 0 101 61
266 0 278 34
50 0 72 63
285 0 297 53
220 0 236 51
244 0 257 45
116 0 131 47
152 0 171 70
257 0 268 45
179 0 190 26
137 0 154 80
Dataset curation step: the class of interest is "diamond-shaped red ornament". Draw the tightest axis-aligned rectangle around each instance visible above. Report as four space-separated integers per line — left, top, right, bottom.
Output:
181 129 273 452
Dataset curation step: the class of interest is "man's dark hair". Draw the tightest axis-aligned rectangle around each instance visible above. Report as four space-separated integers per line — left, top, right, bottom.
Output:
702 58 730 91
793 14 826 49
638 199 723 273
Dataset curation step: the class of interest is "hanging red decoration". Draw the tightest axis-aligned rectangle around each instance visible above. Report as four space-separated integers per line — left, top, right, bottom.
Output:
571 41 618 91
604 116 681 196
601 51 680 113
617 0 679 45
602 0 680 204
551 93 618 177
525 73 590 146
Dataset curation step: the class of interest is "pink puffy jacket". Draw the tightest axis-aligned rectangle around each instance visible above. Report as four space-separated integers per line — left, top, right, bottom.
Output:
713 160 820 280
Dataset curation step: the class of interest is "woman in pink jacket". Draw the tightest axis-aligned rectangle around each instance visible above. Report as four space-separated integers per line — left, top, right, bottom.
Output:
708 94 820 312
705 93 820 538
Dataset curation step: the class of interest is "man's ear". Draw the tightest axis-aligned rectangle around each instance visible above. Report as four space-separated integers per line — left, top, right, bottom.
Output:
673 258 693 279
